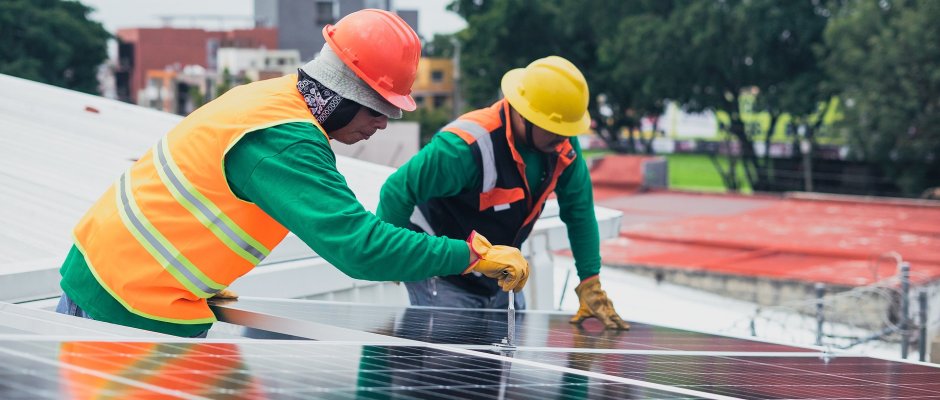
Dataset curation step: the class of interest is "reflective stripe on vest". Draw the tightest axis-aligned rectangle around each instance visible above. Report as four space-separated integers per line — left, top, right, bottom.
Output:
116 171 224 298
154 137 269 265
409 119 503 234
74 75 315 322
443 120 498 191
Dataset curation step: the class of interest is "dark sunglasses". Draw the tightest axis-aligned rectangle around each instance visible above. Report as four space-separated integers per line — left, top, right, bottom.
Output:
363 105 383 117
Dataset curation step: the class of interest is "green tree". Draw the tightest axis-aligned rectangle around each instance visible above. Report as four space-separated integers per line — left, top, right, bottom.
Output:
450 0 574 107
423 33 457 58
594 0 680 154
617 0 831 191
0 0 109 94
449 0 643 149
822 0 940 195
450 1 832 192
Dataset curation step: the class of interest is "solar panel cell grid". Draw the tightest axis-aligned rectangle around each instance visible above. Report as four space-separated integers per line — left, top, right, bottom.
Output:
509 352 940 399
215 298 811 352
0 340 701 399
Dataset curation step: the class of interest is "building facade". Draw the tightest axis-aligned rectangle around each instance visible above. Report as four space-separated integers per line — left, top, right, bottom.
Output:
115 28 278 105
216 48 302 82
254 0 411 61
411 57 455 111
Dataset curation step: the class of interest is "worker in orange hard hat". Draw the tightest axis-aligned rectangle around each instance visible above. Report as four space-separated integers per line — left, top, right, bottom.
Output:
55 9 529 337
377 56 630 330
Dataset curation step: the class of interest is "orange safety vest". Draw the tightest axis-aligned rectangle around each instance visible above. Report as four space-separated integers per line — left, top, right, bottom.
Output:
409 99 577 296
73 74 326 324
412 99 576 248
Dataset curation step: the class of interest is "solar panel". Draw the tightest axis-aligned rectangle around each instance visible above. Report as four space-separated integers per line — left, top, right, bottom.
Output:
506 351 940 399
3 298 938 399
211 297 812 352
0 339 708 399
203 298 940 399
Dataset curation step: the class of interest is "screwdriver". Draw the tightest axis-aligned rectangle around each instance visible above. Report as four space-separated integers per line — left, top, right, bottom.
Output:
507 290 515 346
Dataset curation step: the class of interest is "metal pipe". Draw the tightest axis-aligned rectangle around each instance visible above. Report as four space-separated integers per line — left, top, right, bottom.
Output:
815 283 825 346
558 269 572 310
900 262 910 359
750 312 757 337
919 291 928 362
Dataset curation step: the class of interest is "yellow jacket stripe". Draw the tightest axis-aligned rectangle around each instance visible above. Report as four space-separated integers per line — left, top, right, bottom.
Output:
73 236 218 324
74 74 314 323
155 138 269 264
116 171 224 298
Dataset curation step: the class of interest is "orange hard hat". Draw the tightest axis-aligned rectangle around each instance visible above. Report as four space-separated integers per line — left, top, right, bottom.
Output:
323 9 420 111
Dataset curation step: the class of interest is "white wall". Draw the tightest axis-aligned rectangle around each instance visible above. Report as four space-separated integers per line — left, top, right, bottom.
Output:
331 121 421 168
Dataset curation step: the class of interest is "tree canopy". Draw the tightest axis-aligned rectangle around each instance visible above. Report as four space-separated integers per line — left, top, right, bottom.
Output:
0 0 110 94
450 0 833 191
822 0 940 195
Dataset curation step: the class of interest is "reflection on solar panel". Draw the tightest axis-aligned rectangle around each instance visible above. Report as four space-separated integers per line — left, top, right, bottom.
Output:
212 298 812 352
2 297 938 399
0 340 702 399
204 298 940 399
511 352 940 399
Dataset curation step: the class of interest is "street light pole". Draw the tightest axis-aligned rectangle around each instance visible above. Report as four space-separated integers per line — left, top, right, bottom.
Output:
450 37 462 120
799 124 813 192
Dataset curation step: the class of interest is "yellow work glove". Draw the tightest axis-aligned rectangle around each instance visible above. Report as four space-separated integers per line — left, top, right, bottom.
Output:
569 277 631 330
210 288 239 300
463 231 529 292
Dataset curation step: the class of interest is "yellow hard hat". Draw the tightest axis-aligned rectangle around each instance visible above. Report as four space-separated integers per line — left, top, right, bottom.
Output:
501 56 591 137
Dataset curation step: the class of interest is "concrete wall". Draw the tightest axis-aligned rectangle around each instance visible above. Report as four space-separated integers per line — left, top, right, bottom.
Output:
331 121 420 168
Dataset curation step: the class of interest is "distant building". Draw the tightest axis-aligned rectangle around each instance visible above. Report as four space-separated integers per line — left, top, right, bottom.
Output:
140 64 217 115
412 57 455 111
254 0 416 61
117 2 422 114
216 48 302 82
115 28 277 105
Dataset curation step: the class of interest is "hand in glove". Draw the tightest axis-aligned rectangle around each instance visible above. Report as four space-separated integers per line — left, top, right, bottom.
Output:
463 231 529 292
210 288 239 300
569 276 630 330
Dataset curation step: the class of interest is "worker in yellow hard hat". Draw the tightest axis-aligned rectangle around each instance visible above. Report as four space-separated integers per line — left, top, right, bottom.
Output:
54 9 529 337
377 56 629 330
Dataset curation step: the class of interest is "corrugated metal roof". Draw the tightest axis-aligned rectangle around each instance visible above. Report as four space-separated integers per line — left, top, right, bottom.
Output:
0 74 181 269
0 74 396 297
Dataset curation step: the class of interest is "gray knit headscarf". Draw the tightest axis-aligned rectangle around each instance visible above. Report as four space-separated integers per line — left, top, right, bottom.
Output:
301 43 403 119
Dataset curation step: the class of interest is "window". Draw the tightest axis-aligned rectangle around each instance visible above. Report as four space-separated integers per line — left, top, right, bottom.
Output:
431 70 444 83
433 95 447 108
414 96 425 106
316 1 334 25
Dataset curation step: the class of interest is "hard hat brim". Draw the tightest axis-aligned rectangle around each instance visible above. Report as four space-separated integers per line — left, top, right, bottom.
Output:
501 69 591 137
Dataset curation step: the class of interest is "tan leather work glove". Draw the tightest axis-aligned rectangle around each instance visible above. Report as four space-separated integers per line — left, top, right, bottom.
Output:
211 288 239 300
463 231 529 292
570 277 630 330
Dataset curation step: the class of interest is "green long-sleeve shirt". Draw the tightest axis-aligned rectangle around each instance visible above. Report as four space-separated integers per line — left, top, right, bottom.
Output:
60 122 469 336
376 131 602 282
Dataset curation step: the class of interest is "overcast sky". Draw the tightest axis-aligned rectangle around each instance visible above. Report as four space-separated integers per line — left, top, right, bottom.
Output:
79 0 467 39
